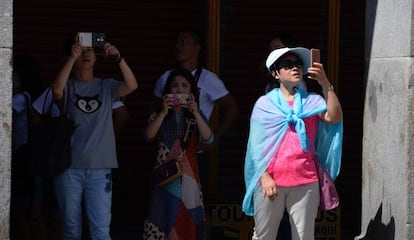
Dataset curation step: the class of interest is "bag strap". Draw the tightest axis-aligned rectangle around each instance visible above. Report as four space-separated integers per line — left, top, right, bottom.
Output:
21 91 32 136
194 66 203 83
181 117 196 150
186 66 202 146
60 84 70 118
193 66 203 109
155 112 196 155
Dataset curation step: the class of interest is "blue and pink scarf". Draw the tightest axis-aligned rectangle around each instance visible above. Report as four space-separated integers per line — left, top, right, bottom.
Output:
242 88 343 216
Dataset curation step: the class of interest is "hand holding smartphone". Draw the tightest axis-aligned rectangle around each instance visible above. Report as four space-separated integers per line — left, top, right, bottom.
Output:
77 32 106 48
310 48 320 65
167 94 192 106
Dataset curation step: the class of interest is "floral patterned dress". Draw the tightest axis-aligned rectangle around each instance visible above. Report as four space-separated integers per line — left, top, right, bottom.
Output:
143 111 206 240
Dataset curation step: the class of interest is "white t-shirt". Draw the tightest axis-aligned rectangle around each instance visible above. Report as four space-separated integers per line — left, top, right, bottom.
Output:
154 68 229 120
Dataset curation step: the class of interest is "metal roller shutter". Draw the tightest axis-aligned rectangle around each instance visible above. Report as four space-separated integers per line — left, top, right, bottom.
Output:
13 1 204 237
13 0 364 238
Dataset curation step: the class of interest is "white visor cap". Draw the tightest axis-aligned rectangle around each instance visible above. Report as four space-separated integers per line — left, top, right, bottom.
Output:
265 47 310 74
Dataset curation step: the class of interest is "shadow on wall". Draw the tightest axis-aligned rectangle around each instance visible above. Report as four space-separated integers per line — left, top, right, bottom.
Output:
358 204 395 240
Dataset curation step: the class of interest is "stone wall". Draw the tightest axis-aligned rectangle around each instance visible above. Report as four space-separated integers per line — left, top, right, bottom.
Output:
0 0 13 239
358 0 414 239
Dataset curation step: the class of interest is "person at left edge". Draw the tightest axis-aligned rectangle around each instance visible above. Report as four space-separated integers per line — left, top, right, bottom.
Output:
51 33 138 239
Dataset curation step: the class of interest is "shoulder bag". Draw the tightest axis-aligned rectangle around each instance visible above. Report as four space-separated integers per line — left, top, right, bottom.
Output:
31 87 78 177
314 153 340 211
151 117 196 186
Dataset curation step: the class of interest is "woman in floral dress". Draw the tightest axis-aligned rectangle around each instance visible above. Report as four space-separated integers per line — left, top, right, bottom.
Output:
143 68 214 240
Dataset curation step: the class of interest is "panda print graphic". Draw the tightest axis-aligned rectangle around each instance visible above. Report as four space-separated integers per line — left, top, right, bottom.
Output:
75 94 102 114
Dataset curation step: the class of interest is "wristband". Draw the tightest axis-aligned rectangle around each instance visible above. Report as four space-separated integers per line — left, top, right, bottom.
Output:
323 84 334 94
115 56 123 64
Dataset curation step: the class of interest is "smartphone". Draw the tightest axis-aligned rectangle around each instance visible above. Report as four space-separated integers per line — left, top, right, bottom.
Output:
78 32 106 48
310 48 320 65
167 94 192 106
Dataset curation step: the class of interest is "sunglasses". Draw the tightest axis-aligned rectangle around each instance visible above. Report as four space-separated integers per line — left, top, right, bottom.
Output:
278 59 303 70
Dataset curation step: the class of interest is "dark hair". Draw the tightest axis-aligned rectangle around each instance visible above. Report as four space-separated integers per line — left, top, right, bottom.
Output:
269 32 297 50
266 61 281 91
268 61 278 73
176 28 205 66
163 68 199 131
163 68 199 103
177 28 204 47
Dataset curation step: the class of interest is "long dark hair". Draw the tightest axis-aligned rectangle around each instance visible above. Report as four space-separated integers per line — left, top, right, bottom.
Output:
163 68 199 104
163 68 198 147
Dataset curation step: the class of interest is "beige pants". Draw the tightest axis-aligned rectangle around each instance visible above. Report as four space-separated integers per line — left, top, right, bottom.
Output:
252 182 319 240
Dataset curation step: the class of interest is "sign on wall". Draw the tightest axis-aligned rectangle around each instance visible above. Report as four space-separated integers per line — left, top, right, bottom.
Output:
315 207 341 240
207 204 341 240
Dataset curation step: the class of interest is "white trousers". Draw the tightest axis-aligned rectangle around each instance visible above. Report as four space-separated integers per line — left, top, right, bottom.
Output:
252 182 319 240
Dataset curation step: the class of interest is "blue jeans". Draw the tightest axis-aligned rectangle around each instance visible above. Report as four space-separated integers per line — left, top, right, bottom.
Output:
54 168 112 240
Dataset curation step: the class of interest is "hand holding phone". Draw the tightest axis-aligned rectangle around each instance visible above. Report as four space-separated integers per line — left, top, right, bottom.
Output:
167 94 192 106
77 32 106 48
310 48 320 65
